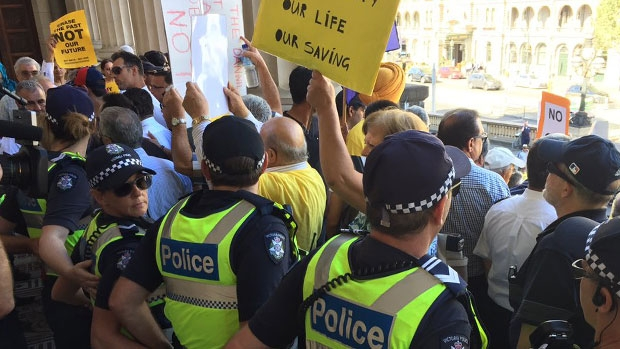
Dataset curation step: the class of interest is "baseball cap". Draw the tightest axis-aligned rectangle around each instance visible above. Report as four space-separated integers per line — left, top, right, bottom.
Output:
86 143 156 190
485 147 526 170
363 130 471 217
538 135 620 195
584 217 620 298
46 85 95 127
202 115 265 175
72 67 106 97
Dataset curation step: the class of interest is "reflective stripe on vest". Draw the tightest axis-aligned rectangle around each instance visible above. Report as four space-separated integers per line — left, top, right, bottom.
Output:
303 235 446 349
84 212 165 306
154 196 256 349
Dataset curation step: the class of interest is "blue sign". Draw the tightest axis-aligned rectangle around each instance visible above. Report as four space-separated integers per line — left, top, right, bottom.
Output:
160 238 219 281
310 293 394 348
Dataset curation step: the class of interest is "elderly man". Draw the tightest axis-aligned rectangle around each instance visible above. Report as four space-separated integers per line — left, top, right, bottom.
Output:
0 57 40 122
258 117 326 253
510 135 620 349
484 146 526 184
436 108 511 318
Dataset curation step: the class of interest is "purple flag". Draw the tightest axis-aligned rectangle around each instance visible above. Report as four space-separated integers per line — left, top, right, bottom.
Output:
385 22 400 52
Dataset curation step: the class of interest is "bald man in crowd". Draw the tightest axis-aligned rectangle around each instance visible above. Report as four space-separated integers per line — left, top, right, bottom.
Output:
258 117 326 254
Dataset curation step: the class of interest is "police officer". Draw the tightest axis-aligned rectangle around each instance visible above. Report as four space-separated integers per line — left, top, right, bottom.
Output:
0 85 98 348
53 143 172 346
226 71 488 349
109 115 297 348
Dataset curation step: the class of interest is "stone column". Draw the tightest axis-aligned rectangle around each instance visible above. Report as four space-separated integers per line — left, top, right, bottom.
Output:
93 0 135 58
127 0 168 55
64 0 102 49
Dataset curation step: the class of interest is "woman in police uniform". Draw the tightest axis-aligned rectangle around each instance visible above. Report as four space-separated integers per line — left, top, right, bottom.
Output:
54 143 171 347
0 85 97 348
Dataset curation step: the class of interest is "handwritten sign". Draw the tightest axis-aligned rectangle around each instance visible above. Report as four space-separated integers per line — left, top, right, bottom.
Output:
160 0 245 97
49 10 97 69
537 91 571 137
253 0 400 95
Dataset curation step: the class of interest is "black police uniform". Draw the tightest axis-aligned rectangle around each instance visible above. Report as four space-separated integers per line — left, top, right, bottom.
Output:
122 189 295 324
248 235 474 348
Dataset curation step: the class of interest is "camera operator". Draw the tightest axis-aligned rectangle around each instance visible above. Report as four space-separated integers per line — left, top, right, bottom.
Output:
0 79 47 155
573 217 620 348
0 85 97 348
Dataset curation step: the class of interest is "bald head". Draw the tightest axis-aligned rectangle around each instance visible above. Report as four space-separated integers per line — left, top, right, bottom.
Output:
261 117 308 167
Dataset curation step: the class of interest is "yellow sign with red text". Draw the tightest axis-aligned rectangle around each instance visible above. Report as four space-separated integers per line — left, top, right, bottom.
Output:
537 91 571 138
252 0 400 95
50 10 98 69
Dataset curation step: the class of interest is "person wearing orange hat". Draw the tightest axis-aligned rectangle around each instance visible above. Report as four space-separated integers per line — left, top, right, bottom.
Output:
345 62 406 156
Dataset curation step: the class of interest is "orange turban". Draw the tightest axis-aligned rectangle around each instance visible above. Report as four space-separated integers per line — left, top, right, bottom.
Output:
359 62 405 105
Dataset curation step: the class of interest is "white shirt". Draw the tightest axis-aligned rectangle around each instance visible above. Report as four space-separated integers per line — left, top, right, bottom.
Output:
473 188 557 310
141 116 172 150
140 85 168 128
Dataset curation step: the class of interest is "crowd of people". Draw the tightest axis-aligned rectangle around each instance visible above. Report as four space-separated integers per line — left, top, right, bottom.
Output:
0 30 619 349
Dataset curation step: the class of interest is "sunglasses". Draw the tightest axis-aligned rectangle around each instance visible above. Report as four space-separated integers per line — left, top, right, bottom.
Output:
111 65 128 75
546 162 577 186
112 175 152 197
473 132 488 143
451 179 461 197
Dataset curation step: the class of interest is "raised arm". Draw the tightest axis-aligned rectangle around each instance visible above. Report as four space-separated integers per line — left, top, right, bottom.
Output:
240 36 282 114
307 71 365 212
162 86 194 176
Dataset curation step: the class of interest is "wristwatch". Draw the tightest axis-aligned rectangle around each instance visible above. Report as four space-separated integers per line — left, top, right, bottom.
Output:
171 117 187 127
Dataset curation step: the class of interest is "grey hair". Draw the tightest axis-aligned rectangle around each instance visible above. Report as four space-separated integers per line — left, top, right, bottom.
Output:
242 94 272 123
264 132 308 164
98 106 143 148
15 79 44 94
14 57 40 72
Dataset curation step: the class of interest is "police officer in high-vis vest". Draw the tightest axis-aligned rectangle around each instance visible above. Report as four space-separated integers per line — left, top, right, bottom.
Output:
109 115 298 349
226 72 488 349
0 85 98 348
53 143 172 346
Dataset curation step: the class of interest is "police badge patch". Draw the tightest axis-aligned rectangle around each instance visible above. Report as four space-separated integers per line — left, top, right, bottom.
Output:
116 250 134 271
56 173 78 191
105 143 124 155
265 232 286 264
441 335 469 349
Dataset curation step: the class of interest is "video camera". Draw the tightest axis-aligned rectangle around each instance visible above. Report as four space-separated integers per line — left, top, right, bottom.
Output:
0 85 47 198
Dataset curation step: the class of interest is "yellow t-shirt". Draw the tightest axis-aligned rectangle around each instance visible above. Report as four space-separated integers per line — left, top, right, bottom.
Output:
258 165 326 252
346 121 365 156
105 80 120 94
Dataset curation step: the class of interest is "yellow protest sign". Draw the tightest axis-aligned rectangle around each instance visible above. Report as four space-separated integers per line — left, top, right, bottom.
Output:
253 0 399 95
50 10 98 69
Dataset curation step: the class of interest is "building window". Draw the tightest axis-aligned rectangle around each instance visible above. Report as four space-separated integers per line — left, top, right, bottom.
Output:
520 43 531 65
559 6 572 28
486 42 492 62
511 8 519 28
396 12 401 27
577 5 592 29
405 12 411 28
510 43 517 63
524 7 534 29
536 44 547 65
538 7 550 29
413 12 420 29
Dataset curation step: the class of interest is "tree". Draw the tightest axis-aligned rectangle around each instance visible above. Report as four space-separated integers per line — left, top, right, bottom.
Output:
594 0 620 50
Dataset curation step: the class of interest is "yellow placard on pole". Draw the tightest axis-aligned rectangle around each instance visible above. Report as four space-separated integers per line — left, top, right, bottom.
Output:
253 0 400 95
537 91 571 138
49 10 98 69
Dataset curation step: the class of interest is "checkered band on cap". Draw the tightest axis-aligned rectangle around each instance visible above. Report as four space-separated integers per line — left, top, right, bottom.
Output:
89 158 143 188
385 167 455 214
204 154 265 175
585 225 620 298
